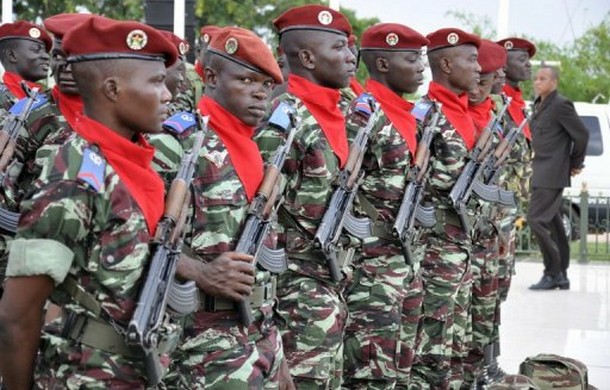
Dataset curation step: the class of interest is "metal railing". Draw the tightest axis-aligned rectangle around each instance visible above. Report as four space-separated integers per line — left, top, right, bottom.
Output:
516 188 610 262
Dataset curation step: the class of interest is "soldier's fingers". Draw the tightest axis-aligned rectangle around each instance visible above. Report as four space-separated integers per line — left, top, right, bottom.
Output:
224 252 254 263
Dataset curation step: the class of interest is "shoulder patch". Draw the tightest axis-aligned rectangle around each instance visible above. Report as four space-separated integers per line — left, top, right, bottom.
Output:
267 101 296 132
77 146 106 192
353 92 374 117
163 111 197 135
8 94 48 116
411 100 432 121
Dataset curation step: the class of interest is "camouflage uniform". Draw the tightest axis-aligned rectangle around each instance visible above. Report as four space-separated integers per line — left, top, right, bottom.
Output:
6 132 181 388
342 101 417 390
410 96 474 389
255 93 352 389
148 125 284 390
182 62 205 111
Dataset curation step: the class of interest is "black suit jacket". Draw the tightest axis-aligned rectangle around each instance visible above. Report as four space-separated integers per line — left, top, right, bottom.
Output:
529 90 589 189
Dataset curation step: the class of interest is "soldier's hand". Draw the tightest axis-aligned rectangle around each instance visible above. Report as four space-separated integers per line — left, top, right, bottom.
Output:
278 357 296 390
196 252 255 302
570 167 583 177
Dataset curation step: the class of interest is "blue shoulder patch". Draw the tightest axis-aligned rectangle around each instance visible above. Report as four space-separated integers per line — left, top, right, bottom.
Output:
77 146 106 192
163 111 197 135
411 100 433 121
353 92 374 117
268 101 295 132
8 94 48 116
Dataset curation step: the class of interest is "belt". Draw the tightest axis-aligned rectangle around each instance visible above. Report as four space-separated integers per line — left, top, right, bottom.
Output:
289 247 355 269
200 277 277 312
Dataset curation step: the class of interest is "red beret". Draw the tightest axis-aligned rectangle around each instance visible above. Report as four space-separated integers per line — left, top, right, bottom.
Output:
63 16 178 66
43 13 95 41
273 5 352 37
208 27 283 84
348 34 357 47
496 37 536 58
0 21 52 51
160 30 190 57
477 39 507 74
426 27 481 52
361 23 429 51
200 25 221 44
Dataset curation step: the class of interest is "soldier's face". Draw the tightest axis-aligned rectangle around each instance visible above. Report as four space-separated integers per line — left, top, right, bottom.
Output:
448 44 481 94
310 33 356 89
491 68 506 94
115 60 171 135
207 60 274 127
385 50 425 95
50 41 78 96
468 72 495 105
13 39 50 82
505 50 531 83
165 57 186 98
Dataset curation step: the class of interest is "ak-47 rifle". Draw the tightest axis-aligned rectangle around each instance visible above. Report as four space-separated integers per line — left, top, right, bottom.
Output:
126 115 208 386
313 94 380 282
235 102 298 326
0 82 41 175
448 97 512 232
392 102 442 265
483 116 531 187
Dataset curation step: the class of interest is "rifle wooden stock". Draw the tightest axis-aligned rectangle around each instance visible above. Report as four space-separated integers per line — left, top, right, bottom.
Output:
257 164 280 201
0 131 10 155
0 142 16 171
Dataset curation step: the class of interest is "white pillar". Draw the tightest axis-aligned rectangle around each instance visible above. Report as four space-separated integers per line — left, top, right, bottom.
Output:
2 0 13 24
173 0 185 39
497 0 509 39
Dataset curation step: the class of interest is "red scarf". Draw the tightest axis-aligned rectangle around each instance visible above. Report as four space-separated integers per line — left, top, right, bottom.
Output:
366 79 417 156
194 61 205 82
197 96 263 201
288 74 348 167
51 86 83 125
2 72 42 99
427 81 476 150
468 97 494 137
350 77 365 96
503 84 531 140
69 112 164 235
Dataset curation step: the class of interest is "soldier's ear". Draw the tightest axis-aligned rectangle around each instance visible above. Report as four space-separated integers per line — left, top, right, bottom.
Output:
298 49 315 70
376 56 389 73
204 66 217 89
439 56 452 74
102 76 119 102
6 47 19 65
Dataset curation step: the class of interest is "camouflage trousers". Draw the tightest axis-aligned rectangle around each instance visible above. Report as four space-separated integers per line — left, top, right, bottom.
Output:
167 303 284 389
343 250 409 389
410 225 471 390
463 234 500 387
395 264 424 390
276 269 347 390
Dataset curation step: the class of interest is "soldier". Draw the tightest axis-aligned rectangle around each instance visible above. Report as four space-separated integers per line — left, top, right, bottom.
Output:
341 23 428 390
0 21 50 110
464 39 508 387
149 26 291 389
347 34 365 96
409 28 481 389
255 4 356 389
0 16 181 388
494 36 536 371
159 30 191 114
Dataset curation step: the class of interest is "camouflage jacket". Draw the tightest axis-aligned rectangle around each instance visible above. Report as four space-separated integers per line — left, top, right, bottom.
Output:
346 106 412 256
0 83 19 112
182 63 204 111
492 93 533 206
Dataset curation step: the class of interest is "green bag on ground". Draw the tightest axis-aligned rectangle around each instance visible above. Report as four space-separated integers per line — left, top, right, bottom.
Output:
519 353 588 390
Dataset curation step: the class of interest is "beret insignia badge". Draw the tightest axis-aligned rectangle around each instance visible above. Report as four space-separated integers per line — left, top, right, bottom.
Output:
504 40 514 50
318 10 333 26
386 32 399 46
225 37 238 54
447 32 459 45
28 27 41 39
126 29 148 50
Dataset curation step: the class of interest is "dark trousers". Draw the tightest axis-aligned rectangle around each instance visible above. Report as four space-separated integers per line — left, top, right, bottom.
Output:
527 187 570 277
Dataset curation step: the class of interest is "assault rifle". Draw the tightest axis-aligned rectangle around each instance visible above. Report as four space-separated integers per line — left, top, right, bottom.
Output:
448 98 512 232
392 102 442 265
0 82 41 175
313 94 380 282
482 116 531 186
236 102 298 326
126 115 208 386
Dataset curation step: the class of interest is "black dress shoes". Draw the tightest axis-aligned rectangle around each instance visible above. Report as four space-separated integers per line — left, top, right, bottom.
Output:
529 274 570 290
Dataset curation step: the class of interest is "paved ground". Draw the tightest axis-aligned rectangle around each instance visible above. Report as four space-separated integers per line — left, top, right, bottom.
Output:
499 259 610 389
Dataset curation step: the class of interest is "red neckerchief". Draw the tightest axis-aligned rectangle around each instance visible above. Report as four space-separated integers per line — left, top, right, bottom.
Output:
468 97 494 137
51 86 83 125
69 112 164 235
198 96 263 201
503 84 531 140
366 79 417 156
427 81 476 150
194 61 205 82
2 72 42 99
288 74 348 167
350 77 365 96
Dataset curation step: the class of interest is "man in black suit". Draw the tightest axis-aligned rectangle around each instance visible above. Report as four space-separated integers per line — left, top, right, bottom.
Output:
528 65 589 290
